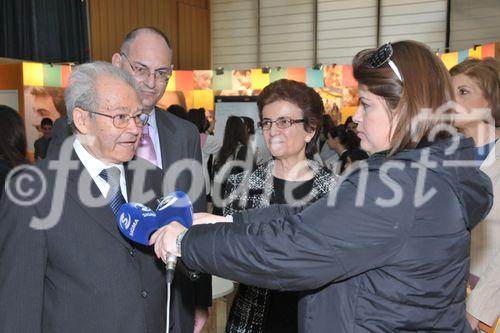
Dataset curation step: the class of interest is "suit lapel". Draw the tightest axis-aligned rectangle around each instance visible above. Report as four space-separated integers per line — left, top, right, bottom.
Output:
155 107 182 171
66 158 132 250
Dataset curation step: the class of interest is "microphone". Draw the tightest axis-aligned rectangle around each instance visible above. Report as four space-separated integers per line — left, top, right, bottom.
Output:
117 202 157 245
156 191 193 229
116 192 193 283
155 191 193 283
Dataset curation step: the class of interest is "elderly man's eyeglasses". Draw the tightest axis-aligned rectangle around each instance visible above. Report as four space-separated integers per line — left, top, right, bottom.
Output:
258 117 305 130
83 109 150 129
367 42 404 82
121 53 173 83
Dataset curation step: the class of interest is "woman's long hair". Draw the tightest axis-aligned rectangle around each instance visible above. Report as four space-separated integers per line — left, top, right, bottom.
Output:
353 40 455 156
0 105 28 166
214 116 249 172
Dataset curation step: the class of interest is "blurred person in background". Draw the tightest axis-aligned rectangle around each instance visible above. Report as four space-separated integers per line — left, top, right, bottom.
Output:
34 117 53 160
167 104 188 120
241 116 263 165
187 108 215 203
211 116 254 215
450 57 500 331
326 124 368 175
317 114 339 168
344 115 357 133
0 105 28 199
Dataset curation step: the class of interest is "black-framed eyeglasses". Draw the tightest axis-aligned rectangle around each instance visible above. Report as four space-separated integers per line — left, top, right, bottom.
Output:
367 42 404 82
121 53 173 83
83 109 150 129
258 117 305 130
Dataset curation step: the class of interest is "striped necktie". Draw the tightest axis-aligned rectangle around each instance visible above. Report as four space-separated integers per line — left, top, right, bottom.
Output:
99 167 126 214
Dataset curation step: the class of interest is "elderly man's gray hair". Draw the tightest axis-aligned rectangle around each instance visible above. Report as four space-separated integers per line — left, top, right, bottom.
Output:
65 61 141 129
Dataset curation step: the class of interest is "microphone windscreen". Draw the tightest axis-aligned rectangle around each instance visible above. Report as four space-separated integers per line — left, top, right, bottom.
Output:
117 203 158 245
156 191 193 229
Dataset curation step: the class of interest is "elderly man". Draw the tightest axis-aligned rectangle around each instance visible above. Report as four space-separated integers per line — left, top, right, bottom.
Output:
45 27 210 333
0 62 167 332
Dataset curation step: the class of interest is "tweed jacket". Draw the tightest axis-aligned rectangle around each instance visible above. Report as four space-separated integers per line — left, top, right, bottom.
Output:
223 159 336 217
223 159 336 333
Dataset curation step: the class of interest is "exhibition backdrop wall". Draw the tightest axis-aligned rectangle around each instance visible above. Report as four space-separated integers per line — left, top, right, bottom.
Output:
0 41 498 159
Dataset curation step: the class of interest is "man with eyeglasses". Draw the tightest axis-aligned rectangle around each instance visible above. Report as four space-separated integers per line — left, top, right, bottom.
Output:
111 27 210 333
0 62 169 332
45 27 210 333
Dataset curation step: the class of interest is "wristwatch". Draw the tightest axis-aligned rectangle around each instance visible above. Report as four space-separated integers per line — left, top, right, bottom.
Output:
176 230 188 255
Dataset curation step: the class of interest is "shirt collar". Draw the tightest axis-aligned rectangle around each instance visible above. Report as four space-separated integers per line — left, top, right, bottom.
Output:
147 108 158 130
73 138 125 180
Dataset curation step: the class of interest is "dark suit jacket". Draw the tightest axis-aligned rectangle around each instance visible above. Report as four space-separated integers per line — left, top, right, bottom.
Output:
0 155 167 333
154 108 211 333
46 109 211 333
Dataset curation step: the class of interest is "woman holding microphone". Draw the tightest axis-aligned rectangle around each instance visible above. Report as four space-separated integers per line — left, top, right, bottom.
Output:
151 41 493 332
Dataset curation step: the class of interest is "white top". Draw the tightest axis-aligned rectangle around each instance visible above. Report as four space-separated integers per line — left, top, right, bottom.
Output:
467 135 500 325
202 135 222 195
73 139 128 202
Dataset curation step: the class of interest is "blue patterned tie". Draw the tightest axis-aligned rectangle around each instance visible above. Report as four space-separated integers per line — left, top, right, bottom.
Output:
99 167 126 214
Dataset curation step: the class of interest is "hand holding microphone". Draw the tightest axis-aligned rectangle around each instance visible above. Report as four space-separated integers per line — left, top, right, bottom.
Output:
116 191 193 283
151 191 193 258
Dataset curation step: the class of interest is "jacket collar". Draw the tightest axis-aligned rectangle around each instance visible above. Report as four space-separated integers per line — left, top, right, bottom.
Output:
244 159 335 206
64 150 134 250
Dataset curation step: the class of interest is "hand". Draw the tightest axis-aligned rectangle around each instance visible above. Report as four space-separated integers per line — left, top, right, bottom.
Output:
150 222 186 262
466 312 480 331
193 212 231 225
193 307 209 333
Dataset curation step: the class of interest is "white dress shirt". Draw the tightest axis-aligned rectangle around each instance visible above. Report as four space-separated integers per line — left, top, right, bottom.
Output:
73 139 128 202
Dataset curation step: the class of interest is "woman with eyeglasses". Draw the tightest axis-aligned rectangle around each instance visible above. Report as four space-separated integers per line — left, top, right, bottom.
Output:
150 41 493 332
450 57 500 331
222 79 336 333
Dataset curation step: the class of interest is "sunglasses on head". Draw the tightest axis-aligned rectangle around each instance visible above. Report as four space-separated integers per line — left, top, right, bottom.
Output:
367 42 404 82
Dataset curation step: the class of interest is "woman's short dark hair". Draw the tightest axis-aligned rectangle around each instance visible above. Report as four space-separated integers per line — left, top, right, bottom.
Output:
167 104 188 120
257 79 324 159
329 125 360 151
0 105 27 166
321 114 335 139
187 108 208 133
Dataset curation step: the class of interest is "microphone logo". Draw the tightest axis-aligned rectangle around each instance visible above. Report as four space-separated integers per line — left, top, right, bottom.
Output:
157 194 178 211
119 212 132 230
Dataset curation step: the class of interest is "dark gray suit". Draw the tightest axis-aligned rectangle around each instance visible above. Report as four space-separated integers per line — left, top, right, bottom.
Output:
0 155 167 332
46 108 211 333
153 108 212 333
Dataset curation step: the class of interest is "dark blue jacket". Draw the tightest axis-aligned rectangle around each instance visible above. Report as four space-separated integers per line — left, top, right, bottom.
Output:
182 137 493 332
